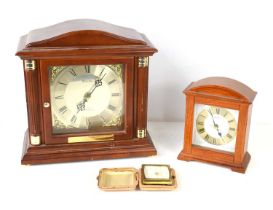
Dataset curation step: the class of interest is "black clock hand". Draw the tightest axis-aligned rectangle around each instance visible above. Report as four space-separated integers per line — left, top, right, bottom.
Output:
208 108 223 137
76 73 106 113
208 109 217 126
84 73 106 100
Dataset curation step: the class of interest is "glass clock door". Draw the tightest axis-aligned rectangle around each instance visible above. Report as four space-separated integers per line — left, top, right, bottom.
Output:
40 58 134 144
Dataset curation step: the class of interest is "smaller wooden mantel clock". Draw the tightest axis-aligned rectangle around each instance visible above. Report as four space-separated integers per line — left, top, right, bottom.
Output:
178 77 256 173
16 19 158 164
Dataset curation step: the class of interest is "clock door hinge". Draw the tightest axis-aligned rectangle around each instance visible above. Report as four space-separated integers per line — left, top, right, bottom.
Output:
24 60 36 71
138 57 149 68
137 129 146 138
30 135 40 145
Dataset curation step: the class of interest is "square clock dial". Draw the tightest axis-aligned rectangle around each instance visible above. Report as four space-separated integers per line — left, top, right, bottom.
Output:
49 64 124 134
193 104 239 153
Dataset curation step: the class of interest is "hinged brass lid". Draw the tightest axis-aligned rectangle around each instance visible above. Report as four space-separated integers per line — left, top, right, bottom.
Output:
97 168 138 191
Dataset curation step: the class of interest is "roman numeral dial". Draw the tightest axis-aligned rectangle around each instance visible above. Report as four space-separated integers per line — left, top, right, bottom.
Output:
196 106 237 146
49 64 124 134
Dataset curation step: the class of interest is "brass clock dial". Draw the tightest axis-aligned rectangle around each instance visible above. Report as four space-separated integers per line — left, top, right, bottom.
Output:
193 105 239 152
49 64 124 133
196 106 237 145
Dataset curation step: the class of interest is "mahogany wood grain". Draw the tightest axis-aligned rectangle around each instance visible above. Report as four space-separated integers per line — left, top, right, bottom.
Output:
16 19 157 59
136 57 149 136
182 95 195 154
22 130 156 165
16 19 157 164
23 64 41 137
184 77 256 103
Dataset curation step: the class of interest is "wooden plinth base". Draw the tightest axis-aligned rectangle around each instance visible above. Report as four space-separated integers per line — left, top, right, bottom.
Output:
177 151 251 173
22 130 157 165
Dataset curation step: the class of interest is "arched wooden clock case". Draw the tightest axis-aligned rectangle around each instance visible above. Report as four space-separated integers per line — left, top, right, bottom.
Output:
177 77 257 173
16 19 158 165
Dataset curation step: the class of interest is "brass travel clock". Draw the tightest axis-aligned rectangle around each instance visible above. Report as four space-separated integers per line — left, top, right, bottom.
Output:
16 19 158 164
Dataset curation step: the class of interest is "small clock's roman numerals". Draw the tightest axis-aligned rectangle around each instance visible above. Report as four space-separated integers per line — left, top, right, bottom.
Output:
212 138 216 144
195 106 238 147
69 69 77 76
59 106 68 114
198 128 205 134
85 65 90 73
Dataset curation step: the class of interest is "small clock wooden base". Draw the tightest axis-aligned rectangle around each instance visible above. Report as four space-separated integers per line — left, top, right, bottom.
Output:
178 150 251 173
22 130 156 165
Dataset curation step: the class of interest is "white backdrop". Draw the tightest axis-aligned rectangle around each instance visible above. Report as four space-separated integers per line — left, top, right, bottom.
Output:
1 1 273 210
1 0 273 125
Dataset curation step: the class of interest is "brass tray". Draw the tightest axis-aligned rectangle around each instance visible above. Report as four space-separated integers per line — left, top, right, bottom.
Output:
97 168 138 191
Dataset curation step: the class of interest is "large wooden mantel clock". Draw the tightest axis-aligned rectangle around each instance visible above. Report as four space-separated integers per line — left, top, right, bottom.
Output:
178 77 256 173
16 19 157 165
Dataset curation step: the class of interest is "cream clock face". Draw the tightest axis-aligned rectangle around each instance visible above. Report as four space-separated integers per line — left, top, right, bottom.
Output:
143 165 170 180
49 64 124 134
193 104 239 152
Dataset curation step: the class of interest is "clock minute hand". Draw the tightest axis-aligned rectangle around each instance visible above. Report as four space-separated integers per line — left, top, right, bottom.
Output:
84 73 106 100
208 108 223 137
208 109 217 126
76 73 107 113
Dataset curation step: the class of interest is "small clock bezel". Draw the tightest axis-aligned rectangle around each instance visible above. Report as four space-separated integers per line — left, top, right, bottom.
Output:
192 103 239 153
190 96 241 155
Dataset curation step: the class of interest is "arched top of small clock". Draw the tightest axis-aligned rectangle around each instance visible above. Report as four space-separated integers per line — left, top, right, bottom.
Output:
16 19 157 56
184 77 257 103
